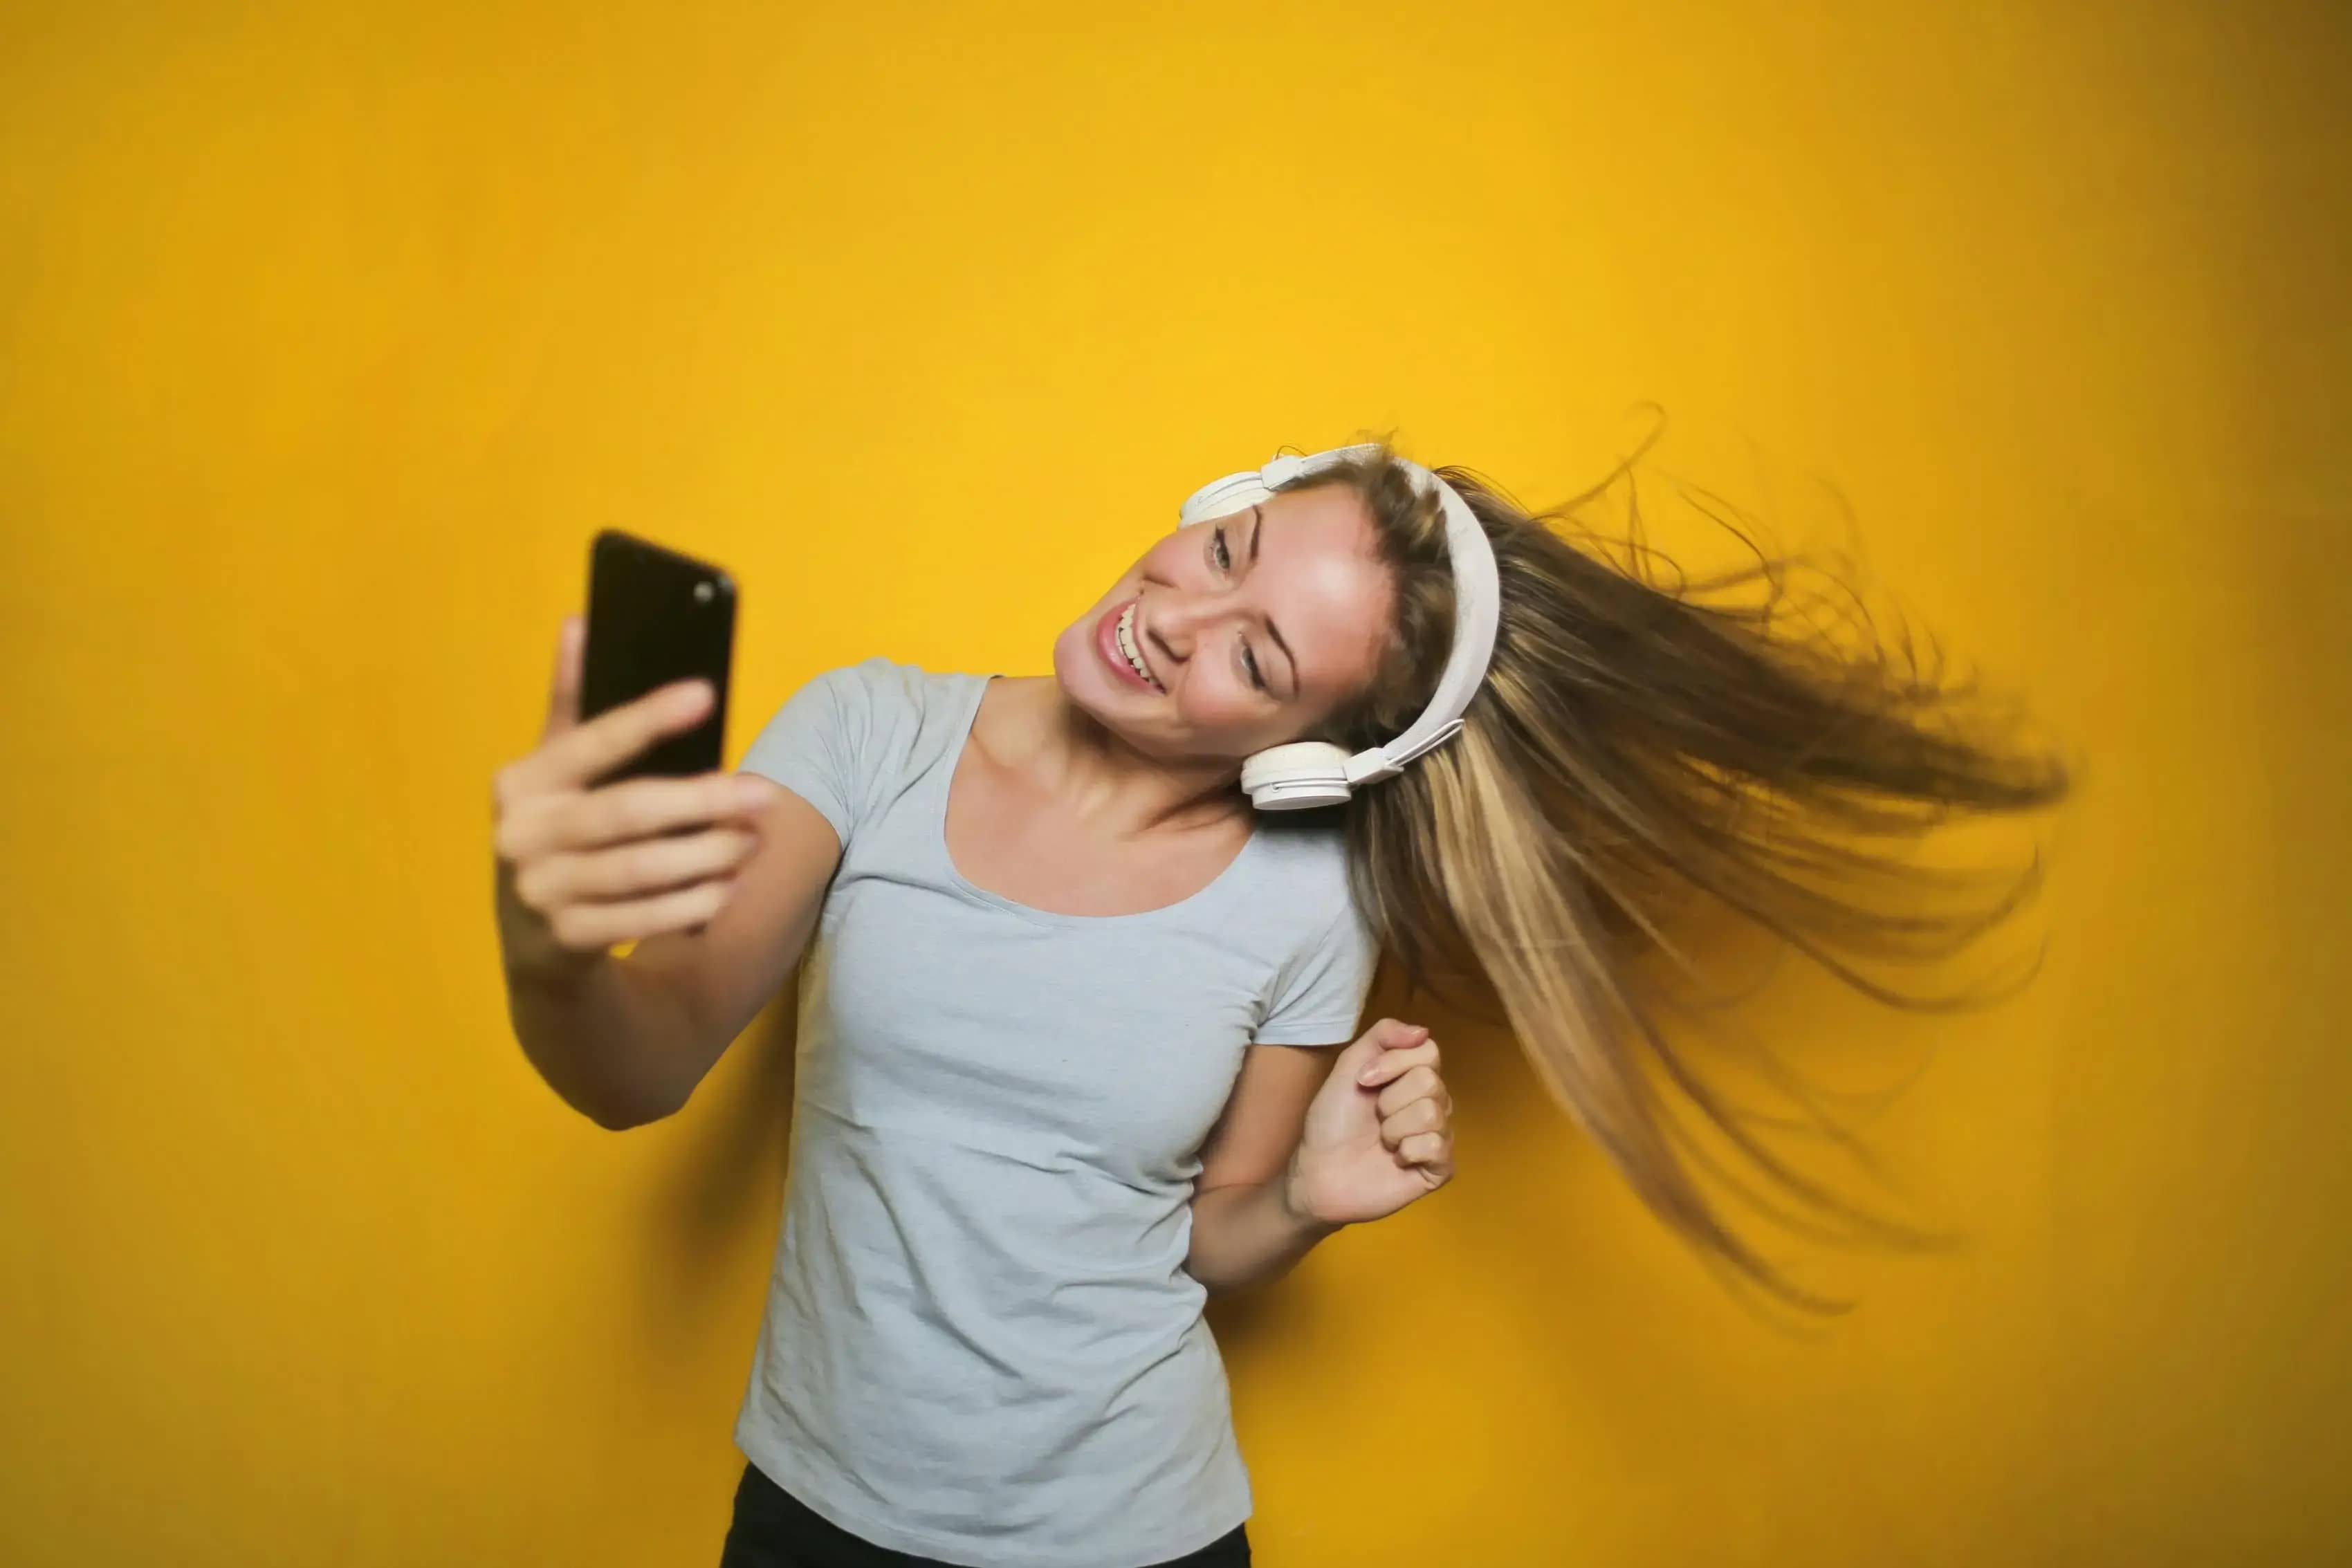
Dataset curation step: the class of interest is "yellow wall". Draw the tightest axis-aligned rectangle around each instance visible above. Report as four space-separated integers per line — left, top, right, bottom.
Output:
5 2 2345 1563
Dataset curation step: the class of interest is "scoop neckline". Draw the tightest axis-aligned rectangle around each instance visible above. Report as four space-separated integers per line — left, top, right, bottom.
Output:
932 673 1266 928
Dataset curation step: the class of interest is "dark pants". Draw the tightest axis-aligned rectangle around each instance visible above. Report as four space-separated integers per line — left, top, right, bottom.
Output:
719 1461 1253 1568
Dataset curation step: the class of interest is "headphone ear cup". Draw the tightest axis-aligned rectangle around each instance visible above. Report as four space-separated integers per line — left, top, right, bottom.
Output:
1238 741 1354 811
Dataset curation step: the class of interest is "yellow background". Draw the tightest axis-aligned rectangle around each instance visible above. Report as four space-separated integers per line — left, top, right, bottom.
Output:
5 1 2346 1563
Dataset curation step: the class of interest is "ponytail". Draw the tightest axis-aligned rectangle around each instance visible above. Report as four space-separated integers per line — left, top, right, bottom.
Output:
1301 445 2069 1306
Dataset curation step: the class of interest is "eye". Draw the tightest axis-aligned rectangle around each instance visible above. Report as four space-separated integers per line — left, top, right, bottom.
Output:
1210 526 1233 573
1240 639 1267 694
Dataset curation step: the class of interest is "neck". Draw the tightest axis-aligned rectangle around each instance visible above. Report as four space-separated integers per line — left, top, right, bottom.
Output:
985 676 1252 840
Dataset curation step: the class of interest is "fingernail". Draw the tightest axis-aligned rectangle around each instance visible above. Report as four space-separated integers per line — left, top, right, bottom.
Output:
1357 1064 1382 1086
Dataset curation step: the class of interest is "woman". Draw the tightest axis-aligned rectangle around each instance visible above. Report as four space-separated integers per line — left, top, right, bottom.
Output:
491 443 2065 1567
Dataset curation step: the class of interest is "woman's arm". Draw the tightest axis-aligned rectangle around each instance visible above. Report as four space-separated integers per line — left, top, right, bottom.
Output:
500 777 841 1129
1186 1018 1455 1295
494 623 852 1130
1187 1045 1343 1295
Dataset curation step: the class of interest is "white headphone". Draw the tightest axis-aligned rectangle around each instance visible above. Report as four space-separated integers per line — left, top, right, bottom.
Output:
1177 445 1502 811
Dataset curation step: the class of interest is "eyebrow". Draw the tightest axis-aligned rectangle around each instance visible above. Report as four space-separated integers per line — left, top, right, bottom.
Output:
1249 506 1299 699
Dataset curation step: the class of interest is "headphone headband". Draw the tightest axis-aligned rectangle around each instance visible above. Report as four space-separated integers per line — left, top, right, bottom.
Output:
1179 445 1502 809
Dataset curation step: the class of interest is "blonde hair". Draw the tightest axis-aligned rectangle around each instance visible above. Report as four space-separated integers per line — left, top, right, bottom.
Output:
1292 443 2068 1307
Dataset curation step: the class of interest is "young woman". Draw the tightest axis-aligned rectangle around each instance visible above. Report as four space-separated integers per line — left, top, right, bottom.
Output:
492 443 2065 1567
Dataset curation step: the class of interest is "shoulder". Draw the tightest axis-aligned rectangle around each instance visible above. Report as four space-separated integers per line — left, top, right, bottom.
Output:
785 656 983 738
1243 813 1381 1040
742 656 976 777
802 655 963 710
741 658 981 836
1243 813 1367 943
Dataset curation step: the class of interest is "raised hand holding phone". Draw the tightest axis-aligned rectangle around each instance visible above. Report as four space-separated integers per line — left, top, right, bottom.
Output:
493 541 770 972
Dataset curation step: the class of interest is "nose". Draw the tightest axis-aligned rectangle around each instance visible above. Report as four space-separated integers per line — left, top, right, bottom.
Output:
1144 589 1223 665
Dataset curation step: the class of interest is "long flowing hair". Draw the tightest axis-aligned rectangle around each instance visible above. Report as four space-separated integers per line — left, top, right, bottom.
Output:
1296 438 2070 1307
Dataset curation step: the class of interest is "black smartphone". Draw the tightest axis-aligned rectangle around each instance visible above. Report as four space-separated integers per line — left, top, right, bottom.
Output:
579 529 737 786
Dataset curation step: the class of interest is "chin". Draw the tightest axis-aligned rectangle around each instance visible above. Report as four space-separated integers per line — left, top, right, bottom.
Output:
1049 611 1169 758
1049 614 1117 714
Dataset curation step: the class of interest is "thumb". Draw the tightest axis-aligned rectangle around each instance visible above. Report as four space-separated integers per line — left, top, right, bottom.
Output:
1336 1017 1426 1086
542 614 585 740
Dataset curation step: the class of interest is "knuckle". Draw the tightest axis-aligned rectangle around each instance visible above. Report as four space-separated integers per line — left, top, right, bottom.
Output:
638 793 685 843
508 796 558 850
643 785 686 836
713 830 751 873
497 808 555 865
623 838 670 889
670 777 713 822
610 788 654 838
660 842 703 890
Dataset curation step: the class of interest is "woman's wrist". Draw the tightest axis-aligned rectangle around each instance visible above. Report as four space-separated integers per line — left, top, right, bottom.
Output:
1279 1152 1347 1235
1186 1171 1343 1295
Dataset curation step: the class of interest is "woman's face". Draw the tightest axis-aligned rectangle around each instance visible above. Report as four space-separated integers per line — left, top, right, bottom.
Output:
1052 482 1395 766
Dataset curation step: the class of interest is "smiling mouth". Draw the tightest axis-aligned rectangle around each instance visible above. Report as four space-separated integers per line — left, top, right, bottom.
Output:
1112 600 1163 691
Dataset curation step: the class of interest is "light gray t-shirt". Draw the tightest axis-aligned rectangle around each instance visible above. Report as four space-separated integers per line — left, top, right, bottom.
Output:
731 658 1378 1568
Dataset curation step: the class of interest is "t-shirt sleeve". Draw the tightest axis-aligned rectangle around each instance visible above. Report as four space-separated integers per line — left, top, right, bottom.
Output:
736 658 901 844
1252 894 1381 1046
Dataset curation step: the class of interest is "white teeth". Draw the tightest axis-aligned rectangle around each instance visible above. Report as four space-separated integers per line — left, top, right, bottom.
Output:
1114 602 1158 688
